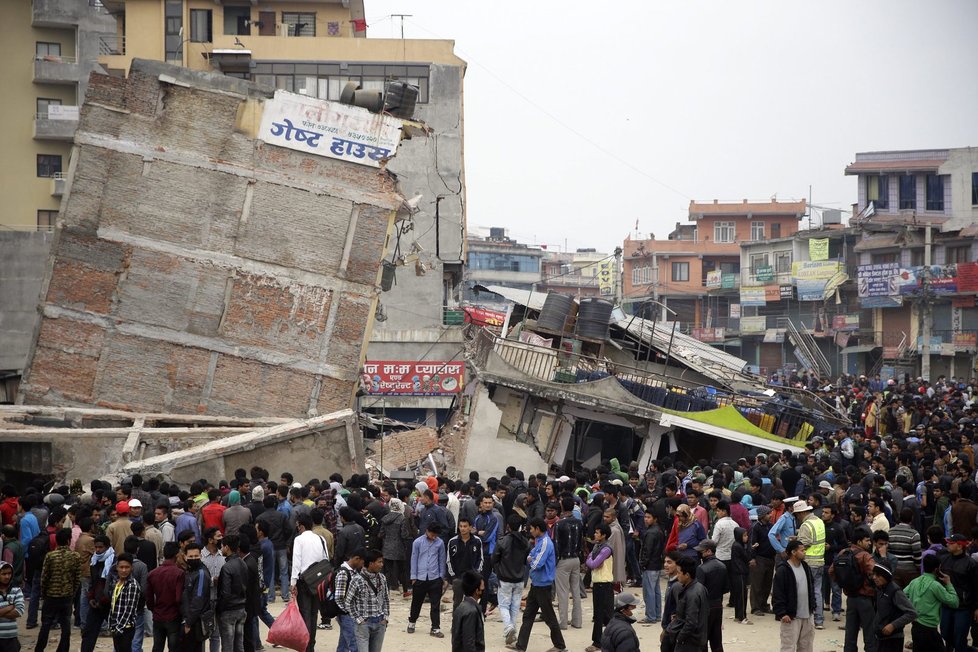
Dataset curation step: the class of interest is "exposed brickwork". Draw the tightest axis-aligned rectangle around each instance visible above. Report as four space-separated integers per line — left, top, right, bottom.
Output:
367 427 439 472
21 60 403 419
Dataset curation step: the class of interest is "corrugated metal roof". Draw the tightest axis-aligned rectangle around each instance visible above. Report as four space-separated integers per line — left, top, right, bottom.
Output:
474 284 549 311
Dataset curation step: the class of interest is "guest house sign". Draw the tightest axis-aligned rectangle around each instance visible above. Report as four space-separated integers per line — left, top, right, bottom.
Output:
259 90 403 168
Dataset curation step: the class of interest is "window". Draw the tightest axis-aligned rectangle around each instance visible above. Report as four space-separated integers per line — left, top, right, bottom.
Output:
866 174 889 209
972 172 978 206
282 12 315 36
36 154 62 178
946 245 971 264
631 266 653 286
35 42 61 58
775 251 792 274
899 175 916 210
252 62 431 103
35 98 61 118
714 221 735 243
910 248 925 267
37 210 57 230
223 6 250 36
190 9 212 42
926 174 944 211
719 261 739 274
671 262 689 282
164 0 183 63
750 221 765 241
872 252 897 264
771 223 781 239
750 253 769 280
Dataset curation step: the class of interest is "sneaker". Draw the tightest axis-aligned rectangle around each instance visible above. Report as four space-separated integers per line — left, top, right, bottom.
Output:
815 624 825 630
407 622 415 634
430 629 445 638
751 610 764 616
25 624 38 630
544 648 568 652
505 628 517 645
585 647 601 652
740 618 754 625
832 613 842 622
318 622 332 630
402 590 412 599
504 645 521 651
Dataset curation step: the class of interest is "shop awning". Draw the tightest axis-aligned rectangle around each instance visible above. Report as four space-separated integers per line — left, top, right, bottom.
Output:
709 339 742 347
841 344 880 355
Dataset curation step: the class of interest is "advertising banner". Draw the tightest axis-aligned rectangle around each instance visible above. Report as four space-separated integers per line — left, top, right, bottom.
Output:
780 285 794 300
953 333 977 351
740 287 766 306
857 262 901 298
832 315 860 331
809 238 829 261
729 303 741 318
793 260 846 301
463 307 506 328
706 270 722 289
740 316 767 334
957 262 978 293
362 361 464 395
692 327 725 343
764 285 781 302
896 265 959 296
259 90 402 167
860 296 903 309
755 265 774 283
596 260 615 296
721 273 737 289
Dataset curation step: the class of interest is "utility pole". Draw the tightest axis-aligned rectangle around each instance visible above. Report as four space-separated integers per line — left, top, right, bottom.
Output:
921 225 933 381
391 14 412 39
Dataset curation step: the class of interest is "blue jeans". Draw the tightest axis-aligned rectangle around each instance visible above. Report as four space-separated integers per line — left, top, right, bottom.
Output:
272 548 290 603
642 570 661 622
830 577 843 615
132 608 144 651
497 580 522 636
336 614 358 652
941 606 972 652
219 608 246 652
810 564 824 626
625 537 641 579
355 617 387 652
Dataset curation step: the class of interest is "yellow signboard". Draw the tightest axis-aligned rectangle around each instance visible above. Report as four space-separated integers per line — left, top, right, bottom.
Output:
809 238 829 261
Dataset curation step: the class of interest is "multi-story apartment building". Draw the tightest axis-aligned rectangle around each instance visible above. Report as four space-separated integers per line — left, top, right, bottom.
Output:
83 0 467 427
464 228 545 310
622 199 805 326
846 148 978 381
0 0 115 230
537 248 618 300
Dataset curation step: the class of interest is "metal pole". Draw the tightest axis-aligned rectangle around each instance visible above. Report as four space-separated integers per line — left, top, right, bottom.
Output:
921 225 932 381
665 320 677 372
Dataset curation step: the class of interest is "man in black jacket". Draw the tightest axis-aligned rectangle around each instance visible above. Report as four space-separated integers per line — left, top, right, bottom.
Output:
182 543 214 652
491 515 529 647
446 518 483 609
238 533 262 652
870 561 917 652
254 495 289 603
218 534 249 651
640 510 664 624
773 540 816 652
749 506 776 615
601 592 640 651
450 570 485 652
667 556 709 652
694 540 728 652
553 496 584 630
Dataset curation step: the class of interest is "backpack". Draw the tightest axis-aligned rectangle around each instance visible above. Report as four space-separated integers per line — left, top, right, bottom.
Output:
832 548 865 593
27 531 50 570
321 566 350 619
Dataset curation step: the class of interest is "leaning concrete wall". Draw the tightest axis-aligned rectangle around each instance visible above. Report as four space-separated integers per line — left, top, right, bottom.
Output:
0 232 52 372
19 60 401 418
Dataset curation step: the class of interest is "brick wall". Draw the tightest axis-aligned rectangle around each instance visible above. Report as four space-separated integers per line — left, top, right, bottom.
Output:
366 427 439 472
21 60 404 418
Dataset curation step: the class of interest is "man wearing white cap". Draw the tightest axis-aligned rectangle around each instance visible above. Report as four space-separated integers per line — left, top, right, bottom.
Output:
128 499 143 523
793 501 826 630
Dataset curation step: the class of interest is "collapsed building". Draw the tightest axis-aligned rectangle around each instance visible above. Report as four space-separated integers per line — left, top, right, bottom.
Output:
449 286 848 479
1 60 422 482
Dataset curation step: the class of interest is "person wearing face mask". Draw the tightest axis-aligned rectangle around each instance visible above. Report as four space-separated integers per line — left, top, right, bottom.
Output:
181 543 214 652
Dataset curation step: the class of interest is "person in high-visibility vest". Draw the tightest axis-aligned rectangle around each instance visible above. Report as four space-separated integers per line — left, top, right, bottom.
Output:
794 501 827 630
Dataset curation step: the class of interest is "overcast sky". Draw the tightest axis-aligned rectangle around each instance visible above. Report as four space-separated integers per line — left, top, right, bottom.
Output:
367 0 978 255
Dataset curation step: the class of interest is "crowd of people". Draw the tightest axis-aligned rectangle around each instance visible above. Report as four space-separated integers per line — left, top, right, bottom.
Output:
1 371 978 652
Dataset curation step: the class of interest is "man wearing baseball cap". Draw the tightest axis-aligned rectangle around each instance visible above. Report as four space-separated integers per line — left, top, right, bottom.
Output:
939 534 978 652
694 540 727 652
600 592 640 651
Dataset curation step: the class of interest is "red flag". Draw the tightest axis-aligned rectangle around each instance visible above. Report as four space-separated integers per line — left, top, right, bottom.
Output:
351 18 367 31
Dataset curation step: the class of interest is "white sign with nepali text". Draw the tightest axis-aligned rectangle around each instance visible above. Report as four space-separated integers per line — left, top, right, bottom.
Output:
259 90 402 168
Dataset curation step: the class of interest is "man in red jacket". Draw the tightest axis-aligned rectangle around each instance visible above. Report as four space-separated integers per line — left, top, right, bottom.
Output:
146 541 185 651
200 489 227 534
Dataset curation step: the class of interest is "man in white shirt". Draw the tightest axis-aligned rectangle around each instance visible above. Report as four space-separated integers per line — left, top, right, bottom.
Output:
290 513 329 652
711 500 738 564
867 497 890 533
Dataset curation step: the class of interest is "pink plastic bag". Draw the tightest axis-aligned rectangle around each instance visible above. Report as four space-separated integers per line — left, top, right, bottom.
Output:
266 598 310 652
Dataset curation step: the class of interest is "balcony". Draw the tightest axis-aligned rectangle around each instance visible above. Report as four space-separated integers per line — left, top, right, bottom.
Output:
31 0 87 27
33 110 79 141
98 34 126 56
33 55 80 85
51 173 66 197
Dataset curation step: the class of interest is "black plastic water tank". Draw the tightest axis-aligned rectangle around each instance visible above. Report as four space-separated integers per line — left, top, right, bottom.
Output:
576 297 613 340
537 292 573 333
